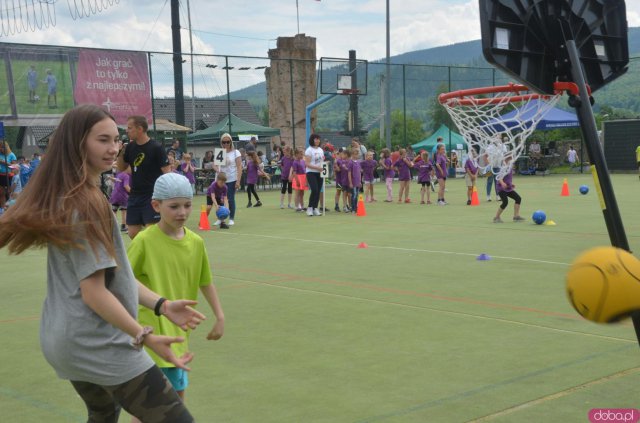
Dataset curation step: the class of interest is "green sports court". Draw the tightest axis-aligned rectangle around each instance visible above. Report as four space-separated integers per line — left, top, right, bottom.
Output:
1 174 639 422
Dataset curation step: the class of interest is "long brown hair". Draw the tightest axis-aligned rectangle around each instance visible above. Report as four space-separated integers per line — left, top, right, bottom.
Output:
0 104 117 259
247 150 260 166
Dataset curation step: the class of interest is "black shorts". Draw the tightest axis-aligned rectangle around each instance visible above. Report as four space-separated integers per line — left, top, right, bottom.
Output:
206 196 222 206
112 204 127 212
419 181 431 187
126 194 160 226
335 183 344 191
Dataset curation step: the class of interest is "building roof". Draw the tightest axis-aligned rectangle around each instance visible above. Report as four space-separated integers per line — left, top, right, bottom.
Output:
153 99 261 129
31 126 56 148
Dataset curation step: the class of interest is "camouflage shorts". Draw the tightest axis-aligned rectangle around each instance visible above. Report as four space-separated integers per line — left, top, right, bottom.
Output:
71 365 194 423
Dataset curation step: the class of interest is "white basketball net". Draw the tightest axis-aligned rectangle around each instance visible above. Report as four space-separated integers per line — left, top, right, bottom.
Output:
440 87 561 180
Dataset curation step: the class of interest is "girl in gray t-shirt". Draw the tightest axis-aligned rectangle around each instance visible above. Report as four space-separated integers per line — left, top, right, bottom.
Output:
0 105 206 422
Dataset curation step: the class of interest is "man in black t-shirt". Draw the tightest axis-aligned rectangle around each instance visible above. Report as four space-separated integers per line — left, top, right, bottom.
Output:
116 115 170 239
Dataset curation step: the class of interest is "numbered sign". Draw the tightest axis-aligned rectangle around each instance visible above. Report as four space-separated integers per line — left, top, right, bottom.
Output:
214 148 226 166
321 162 329 179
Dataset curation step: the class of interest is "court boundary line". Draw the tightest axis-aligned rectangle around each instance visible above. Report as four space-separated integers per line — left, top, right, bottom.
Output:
218 274 637 344
215 232 570 266
468 366 640 422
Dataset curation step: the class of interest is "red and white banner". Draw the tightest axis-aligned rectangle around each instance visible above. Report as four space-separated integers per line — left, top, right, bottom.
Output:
74 49 152 124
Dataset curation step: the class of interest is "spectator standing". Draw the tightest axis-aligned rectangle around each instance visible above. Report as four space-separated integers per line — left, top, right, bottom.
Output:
110 165 131 233
567 145 578 168
305 134 325 216
180 153 196 194
166 139 183 161
215 133 242 226
0 141 17 211
116 115 170 239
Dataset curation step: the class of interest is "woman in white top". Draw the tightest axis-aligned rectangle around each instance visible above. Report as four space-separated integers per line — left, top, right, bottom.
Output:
215 133 242 225
304 134 325 216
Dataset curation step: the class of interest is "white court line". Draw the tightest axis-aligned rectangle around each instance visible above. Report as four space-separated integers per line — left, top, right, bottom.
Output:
219 274 636 344
219 232 570 266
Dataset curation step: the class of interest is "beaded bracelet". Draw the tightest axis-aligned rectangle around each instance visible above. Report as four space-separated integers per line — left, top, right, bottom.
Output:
131 326 153 350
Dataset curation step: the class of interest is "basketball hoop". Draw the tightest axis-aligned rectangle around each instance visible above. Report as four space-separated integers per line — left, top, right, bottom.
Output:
438 82 580 180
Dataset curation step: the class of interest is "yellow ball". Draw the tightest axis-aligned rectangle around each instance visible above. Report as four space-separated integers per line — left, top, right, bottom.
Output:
566 246 640 323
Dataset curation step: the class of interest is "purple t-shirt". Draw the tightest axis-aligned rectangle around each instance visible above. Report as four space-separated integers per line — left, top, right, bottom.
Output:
246 160 259 184
339 159 350 186
348 159 362 188
207 181 228 201
180 163 195 184
394 157 411 181
360 159 377 183
415 159 433 183
435 154 448 179
382 158 395 179
334 158 343 184
465 158 478 175
280 156 294 181
496 169 514 193
109 171 130 206
292 159 306 177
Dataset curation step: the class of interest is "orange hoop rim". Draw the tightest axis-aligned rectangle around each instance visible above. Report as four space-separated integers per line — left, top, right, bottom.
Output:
438 82 583 107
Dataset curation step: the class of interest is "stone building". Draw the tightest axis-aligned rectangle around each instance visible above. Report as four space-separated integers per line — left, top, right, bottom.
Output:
266 34 317 150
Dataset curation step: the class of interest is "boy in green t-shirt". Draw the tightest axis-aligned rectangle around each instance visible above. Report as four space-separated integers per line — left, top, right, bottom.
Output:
128 173 225 413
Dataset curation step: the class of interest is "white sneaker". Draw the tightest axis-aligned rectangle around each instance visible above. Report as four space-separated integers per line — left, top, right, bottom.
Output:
306 208 314 216
313 208 321 216
280 203 285 209
228 219 235 226
213 220 221 226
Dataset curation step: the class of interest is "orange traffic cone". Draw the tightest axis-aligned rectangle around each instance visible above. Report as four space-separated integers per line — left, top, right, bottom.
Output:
356 194 367 216
561 178 570 196
471 186 480 206
198 205 211 231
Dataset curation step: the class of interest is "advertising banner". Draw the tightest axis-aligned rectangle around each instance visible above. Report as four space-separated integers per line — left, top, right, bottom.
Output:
74 49 152 124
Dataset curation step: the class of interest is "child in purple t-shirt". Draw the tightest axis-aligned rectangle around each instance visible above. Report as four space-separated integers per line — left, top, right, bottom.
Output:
333 150 344 212
464 151 478 205
414 151 434 205
360 151 378 203
393 148 413 203
279 146 294 209
434 144 448 205
341 151 353 212
206 171 230 229
493 157 525 223
109 169 130 232
246 151 267 208
180 153 196 194
379 148 394 202
348 149 363 213
289 148 307 211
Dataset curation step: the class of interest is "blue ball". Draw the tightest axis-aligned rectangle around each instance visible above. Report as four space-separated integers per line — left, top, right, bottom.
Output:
579 185 589 195
216 206 230 220
532 210 547 225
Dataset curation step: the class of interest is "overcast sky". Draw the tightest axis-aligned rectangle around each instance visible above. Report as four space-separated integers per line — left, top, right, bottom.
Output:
4 0 639 61
2 0 638 97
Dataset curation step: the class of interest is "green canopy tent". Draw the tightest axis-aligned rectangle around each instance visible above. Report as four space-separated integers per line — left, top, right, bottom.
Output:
187 113 280 142
411 124 467 152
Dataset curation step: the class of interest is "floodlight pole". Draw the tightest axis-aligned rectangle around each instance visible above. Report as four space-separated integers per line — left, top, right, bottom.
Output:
561 21 640 345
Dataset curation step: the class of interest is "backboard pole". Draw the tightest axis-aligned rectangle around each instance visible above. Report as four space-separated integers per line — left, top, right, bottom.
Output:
562 22 640 346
